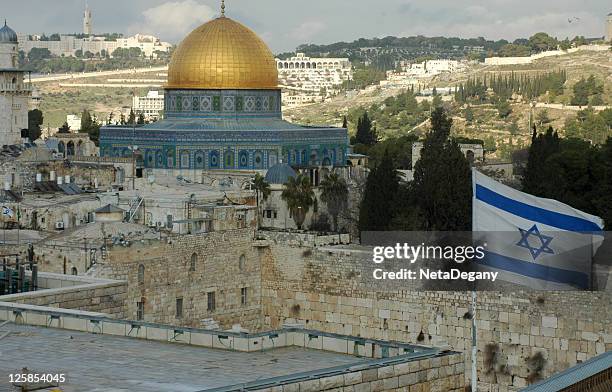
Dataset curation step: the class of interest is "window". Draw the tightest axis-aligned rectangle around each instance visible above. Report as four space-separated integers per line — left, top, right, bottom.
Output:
239 254 246 271
190 253 197 271
207 292 216 312
176 297 183 318
71 267 78 276
138 264 145 284
137 301 144 320
241 287 248 306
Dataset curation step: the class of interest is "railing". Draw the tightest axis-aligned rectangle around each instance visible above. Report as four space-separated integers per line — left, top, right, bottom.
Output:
0 83 33 92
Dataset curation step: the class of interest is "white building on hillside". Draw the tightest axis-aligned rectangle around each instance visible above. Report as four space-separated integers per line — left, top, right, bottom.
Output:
133 91 164 120
18 34 172 59
276 53 352 106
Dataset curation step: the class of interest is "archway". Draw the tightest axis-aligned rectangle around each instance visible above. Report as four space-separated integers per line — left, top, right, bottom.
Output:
66 141 75 156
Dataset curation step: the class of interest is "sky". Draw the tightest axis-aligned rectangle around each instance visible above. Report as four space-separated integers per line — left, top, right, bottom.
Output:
2 0 610 53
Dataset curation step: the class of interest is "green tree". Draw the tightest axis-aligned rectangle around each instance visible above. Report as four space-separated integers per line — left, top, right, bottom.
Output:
27 109 44 141
354 112 377 145
320 172 349 232
496 98 512 118
252 173 271 229
464 106 474 123
522 126 560 196
358 149 400 234
127 109 136 125
79 109 101 145
536 109 551 126
58 122 70 134
137 113 146 124
411 108 472 230
528 32 558 53
281 174 315 230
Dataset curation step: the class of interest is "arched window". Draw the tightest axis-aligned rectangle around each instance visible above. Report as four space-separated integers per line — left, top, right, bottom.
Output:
71 267 78 276
238 150 249 169
239 254 246 271
254 151 264 169
138 264 145 284
224 150 234 168
209 150 220 168
190 253 197 271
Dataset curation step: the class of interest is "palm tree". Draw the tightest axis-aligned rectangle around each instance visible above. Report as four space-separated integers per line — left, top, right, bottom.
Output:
252 173 271 229
320 172 349 232
281 174 314 230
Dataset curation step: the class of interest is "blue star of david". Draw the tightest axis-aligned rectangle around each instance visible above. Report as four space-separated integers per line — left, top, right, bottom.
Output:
516 224 554 260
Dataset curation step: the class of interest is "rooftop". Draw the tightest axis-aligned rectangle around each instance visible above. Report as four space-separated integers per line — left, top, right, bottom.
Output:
0 323 367 392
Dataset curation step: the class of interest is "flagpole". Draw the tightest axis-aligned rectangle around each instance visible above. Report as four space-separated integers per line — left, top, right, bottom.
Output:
471 290 477 392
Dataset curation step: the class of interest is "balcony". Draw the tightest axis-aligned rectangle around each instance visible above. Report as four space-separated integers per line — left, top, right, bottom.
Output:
0 83 33 93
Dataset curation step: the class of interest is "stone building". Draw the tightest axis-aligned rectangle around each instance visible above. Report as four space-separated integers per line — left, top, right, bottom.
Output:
0 21 31 147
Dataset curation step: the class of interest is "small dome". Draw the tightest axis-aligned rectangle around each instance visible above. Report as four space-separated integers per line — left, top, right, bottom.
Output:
265 162 297 185
0 21 18 43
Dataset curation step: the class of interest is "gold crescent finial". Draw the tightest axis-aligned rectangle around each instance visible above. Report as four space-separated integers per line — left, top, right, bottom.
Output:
221 0 226 17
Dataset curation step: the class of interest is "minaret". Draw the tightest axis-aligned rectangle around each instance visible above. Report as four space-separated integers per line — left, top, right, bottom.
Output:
0 20 31 145
83 2 92 35
606 13 612 43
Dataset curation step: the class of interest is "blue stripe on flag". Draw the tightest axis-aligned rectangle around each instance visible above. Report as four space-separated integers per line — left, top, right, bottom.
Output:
475 251 589 289
475 185 603 233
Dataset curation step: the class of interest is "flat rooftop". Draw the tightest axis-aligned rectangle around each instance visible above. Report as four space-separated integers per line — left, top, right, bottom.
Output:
0 323 369 392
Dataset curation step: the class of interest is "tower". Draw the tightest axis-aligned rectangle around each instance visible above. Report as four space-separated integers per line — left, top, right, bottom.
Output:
0 21 31 146
83 3 92 36
606 13 612 43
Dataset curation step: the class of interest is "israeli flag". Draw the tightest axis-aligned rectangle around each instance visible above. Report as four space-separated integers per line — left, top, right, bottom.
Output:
472 169 604 290
1 206 14 219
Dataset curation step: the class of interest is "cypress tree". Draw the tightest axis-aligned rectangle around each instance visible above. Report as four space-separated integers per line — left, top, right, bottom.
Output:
359 149 400 235
411 108 472 230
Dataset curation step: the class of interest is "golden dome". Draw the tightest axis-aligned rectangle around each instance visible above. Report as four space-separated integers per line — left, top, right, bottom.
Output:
166 17 278 90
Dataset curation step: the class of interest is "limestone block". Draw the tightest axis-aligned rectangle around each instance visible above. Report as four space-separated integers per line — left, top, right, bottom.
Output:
398 372 418 387
298 379 320 392
323 336 348 354
377 365 395 379
353 382 371 392
382 376 399 390
581 331 599 342
146 327 169 341
370 380 384 392
344 372 362 385
393 362 412 376
361 369 378 382
102 321 127 336
542 316 557 329
24 312 48 327
282 383 299 392
378 309 390 319
319 375 345 389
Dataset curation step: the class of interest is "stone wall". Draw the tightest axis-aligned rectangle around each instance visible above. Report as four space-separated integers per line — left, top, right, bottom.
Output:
253 353 465 392
260 244 612 391
0 273 127 318
97 228 263 330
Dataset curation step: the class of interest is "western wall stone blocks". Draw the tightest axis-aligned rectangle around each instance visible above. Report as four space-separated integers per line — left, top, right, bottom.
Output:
320 374 345 389
377 365 395 379
398 372 418 387
298 379 320 392
381 376 399 389
581 331 599 342
343 371 362 385
352 382 371 392
541 316 557 328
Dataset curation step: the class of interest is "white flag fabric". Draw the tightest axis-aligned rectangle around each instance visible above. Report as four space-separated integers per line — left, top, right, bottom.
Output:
1 206 14 218
472 169 604 290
